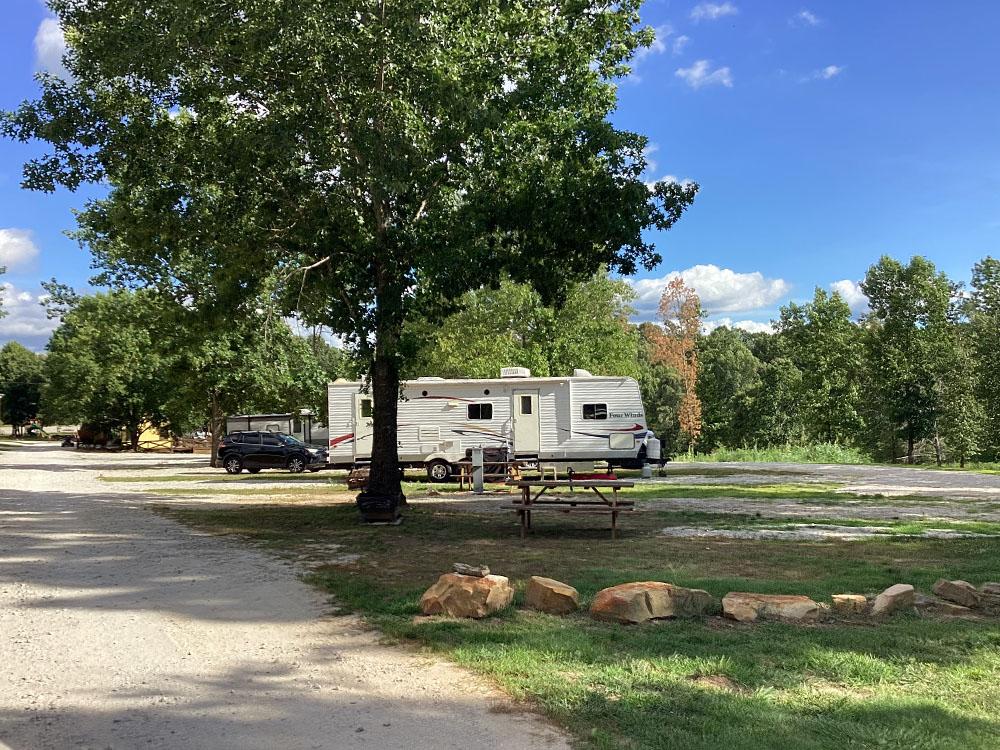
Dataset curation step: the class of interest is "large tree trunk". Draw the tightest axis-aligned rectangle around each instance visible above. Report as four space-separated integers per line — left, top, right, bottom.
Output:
355 263 406 518
209 390 223 468
366 343 404 502
127 421 140 452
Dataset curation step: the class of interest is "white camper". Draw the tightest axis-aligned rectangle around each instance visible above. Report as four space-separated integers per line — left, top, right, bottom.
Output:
326 368 660 478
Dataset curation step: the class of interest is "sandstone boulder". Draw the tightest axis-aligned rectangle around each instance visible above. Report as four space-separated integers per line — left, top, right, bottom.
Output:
590 582 714 624
870 583 915 617
914 594 975 618
420 573 514 618
453 563 489 577
932 579 980 608
831 594 867 615
722 593 822 623
979 584 1000 614
525 576 579 615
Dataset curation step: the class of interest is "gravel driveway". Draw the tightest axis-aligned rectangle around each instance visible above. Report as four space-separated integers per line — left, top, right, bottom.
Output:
0 443 568 750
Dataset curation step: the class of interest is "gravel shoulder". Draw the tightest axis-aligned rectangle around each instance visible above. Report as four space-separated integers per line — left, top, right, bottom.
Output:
0 443 569 750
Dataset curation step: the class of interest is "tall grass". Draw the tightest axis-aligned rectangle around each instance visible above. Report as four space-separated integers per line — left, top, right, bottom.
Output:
675 443 873 465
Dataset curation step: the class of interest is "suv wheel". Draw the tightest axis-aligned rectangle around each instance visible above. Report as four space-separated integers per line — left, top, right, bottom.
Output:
287 455 307 473
224 456 243 474
426 459 451 482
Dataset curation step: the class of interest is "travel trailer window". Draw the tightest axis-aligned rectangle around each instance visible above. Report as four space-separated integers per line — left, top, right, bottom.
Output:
468 403 493 420
582 403 608 420
520 395 533 414
360 399 373 418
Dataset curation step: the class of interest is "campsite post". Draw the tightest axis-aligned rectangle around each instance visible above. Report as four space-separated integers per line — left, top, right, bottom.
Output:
472 447 484 495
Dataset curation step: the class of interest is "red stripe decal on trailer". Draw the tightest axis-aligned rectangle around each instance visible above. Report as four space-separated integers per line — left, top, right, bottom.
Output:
329 433 354 447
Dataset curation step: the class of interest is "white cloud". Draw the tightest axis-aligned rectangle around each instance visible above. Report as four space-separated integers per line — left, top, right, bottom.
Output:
672 35 691 55
829 279 869 316
34 17 69 79
629 264 792 319
0 229 40 270
643 174 696 192
703 317 775 334
643 143 660 175
801 64 844 82
791 9 821 26
690 2 738 22
634 24 671 65
675 60 733 89
0 283 58 351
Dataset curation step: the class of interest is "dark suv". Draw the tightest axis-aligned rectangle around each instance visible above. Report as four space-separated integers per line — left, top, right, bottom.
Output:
218 431 328 474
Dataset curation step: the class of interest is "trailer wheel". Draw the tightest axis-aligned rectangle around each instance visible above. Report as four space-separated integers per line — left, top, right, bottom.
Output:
426 460 451 482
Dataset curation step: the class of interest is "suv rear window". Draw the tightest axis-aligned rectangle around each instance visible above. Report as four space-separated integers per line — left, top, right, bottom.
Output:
241 432 261 445
262 434 281 446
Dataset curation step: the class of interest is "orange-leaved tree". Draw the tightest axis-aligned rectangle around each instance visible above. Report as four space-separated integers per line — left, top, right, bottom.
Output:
654 277 702 453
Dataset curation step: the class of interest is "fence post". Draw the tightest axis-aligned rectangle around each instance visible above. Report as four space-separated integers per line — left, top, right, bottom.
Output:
472 447 484 494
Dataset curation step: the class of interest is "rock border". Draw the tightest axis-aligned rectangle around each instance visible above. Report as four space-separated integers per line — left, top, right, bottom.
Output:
417 573 999 625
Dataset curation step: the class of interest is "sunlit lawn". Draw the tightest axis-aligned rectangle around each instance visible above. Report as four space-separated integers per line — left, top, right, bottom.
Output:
158 492 1000 750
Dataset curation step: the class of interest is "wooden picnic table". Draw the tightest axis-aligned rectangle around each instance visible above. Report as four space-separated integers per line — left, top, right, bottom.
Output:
507 479 636 540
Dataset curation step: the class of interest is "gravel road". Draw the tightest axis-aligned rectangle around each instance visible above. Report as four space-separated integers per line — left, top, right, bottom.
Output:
0 443 569 750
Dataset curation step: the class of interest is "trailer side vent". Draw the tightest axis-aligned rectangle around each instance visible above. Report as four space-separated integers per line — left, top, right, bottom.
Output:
500 367 531 378
572 369 594 377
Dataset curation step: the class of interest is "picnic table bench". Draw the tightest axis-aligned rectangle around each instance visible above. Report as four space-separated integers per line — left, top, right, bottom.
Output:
507 479 635 540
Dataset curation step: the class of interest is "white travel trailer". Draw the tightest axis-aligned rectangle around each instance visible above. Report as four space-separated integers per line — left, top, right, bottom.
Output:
326 368 660 479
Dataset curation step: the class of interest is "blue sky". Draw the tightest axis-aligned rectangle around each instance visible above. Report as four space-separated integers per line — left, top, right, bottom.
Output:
2 1 999 349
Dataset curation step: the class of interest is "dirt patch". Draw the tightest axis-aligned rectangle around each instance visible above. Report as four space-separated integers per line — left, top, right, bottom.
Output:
659 524 992 541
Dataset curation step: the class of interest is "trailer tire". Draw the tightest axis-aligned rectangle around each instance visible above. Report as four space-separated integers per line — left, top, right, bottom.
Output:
426 459 451 482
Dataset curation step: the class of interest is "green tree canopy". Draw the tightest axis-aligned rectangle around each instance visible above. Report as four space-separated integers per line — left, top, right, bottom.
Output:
0 342 45 433
696 327 762 451
4 0 696 501
42 291 169 449
861 255 960 462
776 288 864 444
970 257 1000 458
406 272 643 380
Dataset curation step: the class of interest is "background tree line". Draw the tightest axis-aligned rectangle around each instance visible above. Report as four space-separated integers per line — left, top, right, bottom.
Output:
403 253 1000 465
4 252 996 466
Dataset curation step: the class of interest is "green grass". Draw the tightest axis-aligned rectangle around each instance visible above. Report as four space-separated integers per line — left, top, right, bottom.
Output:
158 496 1000 750
676 443 873 465
653 465 812 478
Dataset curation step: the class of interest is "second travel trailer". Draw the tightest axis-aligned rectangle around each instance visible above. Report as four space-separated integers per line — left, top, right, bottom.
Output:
326 367 661 479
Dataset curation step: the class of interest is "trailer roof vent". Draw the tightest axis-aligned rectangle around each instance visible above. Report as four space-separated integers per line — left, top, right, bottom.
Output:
500 367 532 379
572 369 594 378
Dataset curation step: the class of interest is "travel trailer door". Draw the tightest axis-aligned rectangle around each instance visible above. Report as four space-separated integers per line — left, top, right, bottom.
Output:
353 394 374 458
512 390 540 454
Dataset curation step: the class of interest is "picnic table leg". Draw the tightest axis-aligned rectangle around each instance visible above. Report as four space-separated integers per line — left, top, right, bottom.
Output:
612 509 618 540
520 508 526 540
